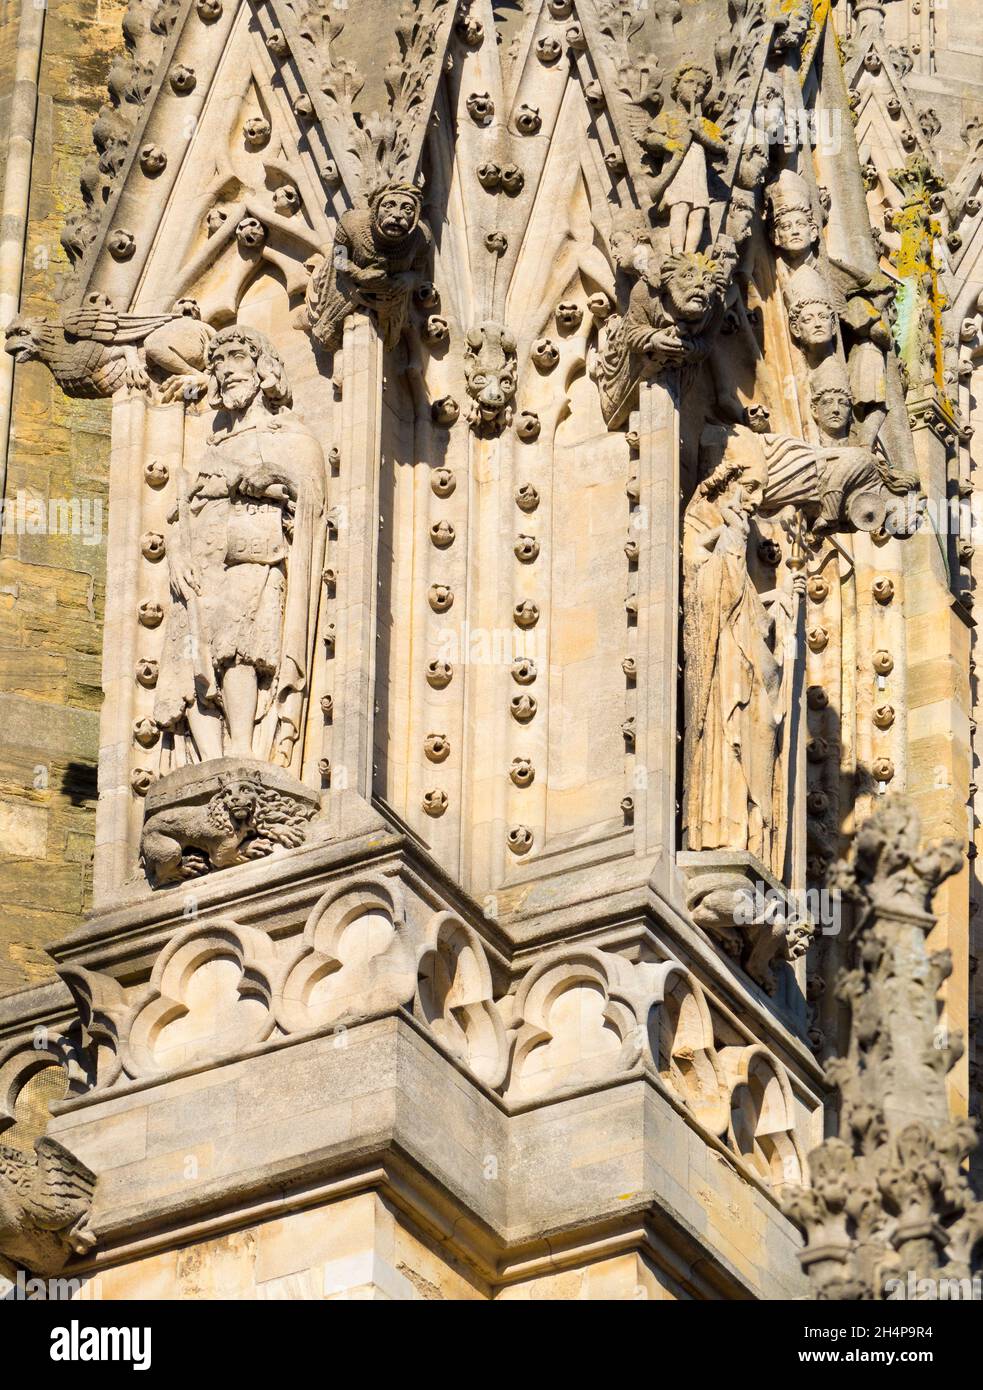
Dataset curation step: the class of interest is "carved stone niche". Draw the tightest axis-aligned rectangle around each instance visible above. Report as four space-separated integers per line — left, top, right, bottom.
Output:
140 758 319 888
676 851 813 999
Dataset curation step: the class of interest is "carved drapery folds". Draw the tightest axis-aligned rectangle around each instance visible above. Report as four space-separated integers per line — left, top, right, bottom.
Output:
153 327 326 771
784 801 982 1299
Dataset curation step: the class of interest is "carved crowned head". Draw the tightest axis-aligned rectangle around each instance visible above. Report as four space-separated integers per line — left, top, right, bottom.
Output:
369 182 423 245
206 324 292 413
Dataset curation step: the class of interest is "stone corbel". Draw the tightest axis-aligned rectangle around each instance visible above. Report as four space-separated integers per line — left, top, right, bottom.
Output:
0 1138 97 1278
677 851 814 995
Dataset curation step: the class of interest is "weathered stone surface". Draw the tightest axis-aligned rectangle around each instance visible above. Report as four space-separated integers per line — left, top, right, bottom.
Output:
0 0 980 1301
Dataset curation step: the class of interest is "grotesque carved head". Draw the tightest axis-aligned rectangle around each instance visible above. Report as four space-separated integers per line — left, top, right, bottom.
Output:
658 252 725 327
207 325 291 412
4 317 44 365
464 321 518 436
214 777 261 828
369 183 423 244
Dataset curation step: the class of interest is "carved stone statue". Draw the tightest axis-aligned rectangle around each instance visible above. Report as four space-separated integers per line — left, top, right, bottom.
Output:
765 169 821 272
785 801 976 1300
625 249 727 367
141 772 314 886
154 326 326 770
305 182 432 352
0 1138 96 1277
464 322 518 436
593 249 727 425
829 261 895 445
682 445 802 879
4 292 213 400
641 60 728 253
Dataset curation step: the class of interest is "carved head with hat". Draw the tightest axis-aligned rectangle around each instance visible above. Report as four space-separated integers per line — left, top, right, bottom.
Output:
786 266 837 349
368 181 423 245
766 170 820 258
809 356 853 441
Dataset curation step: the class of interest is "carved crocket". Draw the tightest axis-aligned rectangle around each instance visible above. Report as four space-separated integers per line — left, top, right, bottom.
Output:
0 1138 96 1277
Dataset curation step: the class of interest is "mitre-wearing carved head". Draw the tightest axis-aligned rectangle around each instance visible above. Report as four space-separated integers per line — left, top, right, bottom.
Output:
206 324 292 411
786 266 838 349
766 170 820 257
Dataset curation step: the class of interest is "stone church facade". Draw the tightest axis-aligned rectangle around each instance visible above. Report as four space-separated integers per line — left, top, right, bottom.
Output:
0 0 981 1299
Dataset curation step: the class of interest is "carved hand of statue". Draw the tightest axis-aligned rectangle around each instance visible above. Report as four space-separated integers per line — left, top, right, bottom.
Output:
717 497 752 552
237 467 296 503
642 327 687 361
350 263 391 288
171 557 201 602
157 372 209 405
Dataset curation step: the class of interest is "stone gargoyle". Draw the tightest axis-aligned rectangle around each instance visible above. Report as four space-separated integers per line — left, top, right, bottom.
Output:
0 1137 96 1277
305 182 432 353
464 321 518 436
4 292 213 400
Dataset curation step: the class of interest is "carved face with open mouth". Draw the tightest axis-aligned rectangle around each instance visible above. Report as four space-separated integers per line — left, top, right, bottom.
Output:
4 318 41 364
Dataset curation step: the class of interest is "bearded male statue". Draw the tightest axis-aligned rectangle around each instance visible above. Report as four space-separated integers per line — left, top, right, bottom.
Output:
305 182 432 352
153 326 326 774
